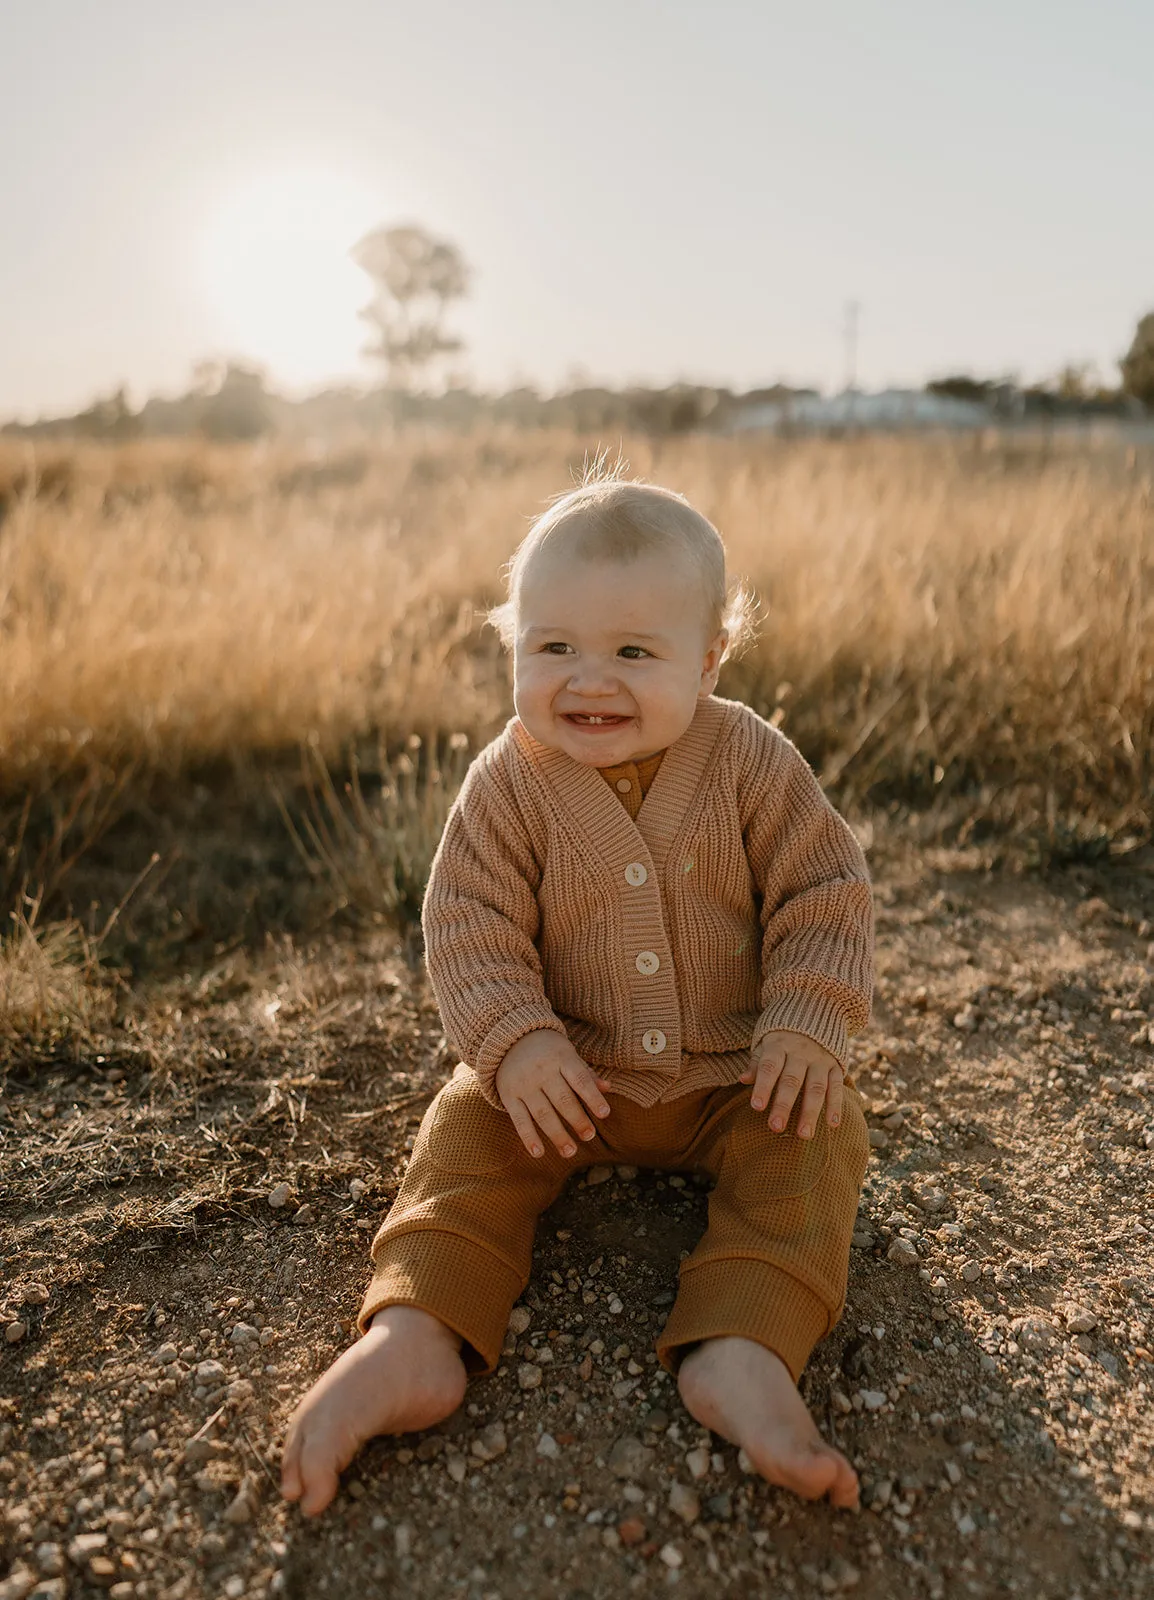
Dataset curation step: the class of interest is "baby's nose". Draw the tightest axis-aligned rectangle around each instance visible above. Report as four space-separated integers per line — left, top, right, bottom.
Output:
566 661 620 692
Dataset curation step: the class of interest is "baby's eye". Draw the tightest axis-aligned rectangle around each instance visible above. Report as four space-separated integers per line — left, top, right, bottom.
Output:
618 645 650 660
541 642 571 655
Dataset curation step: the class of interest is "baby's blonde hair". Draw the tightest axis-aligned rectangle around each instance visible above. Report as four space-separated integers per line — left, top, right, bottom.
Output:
487 457 759 661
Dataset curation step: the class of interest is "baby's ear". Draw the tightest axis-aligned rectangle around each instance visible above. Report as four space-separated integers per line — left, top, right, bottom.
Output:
700 629 728 685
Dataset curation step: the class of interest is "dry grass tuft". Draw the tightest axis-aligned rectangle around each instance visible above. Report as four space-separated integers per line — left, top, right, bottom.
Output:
0 896 116 1048
277 731 474 931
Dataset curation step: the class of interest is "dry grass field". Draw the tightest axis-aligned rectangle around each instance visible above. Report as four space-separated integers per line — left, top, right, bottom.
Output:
1 429 1153 1600
2 430 1151 818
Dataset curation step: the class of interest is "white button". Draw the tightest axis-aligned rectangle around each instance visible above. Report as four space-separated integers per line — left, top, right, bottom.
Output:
635 951 660 975
615 778 632 793
624 861 648 886
642 1029 667 1054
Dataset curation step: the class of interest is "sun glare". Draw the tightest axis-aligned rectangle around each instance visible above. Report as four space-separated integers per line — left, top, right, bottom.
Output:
199 169 382 390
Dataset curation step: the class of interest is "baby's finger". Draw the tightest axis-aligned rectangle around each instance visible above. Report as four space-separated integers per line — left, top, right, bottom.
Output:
750 1050 786 1112
767 1057 806 1132
825 1068 844 1129
564 1061 612 1120
548 1081 597 1142
506 1099 545 1158
528 1094 578 1159
796 1067 832 1139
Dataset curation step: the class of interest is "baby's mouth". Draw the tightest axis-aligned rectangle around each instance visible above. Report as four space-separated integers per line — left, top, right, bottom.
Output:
564 713 632 728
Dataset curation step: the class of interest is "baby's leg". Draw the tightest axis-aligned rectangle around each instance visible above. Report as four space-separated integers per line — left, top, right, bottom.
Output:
282 1067 577 1515
660 1083 870 1508
281 1306 466 1517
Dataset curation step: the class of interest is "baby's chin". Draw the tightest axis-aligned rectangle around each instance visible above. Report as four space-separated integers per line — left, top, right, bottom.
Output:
518 710 638 762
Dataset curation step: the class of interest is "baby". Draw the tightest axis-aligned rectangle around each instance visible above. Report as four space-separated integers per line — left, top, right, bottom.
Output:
281 471 873 1518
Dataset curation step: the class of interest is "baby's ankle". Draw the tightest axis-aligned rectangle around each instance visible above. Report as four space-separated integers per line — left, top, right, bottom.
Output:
368 1304 463 1350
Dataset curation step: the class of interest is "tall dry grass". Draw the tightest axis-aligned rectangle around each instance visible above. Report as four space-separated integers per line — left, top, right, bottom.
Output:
1 428 1151 931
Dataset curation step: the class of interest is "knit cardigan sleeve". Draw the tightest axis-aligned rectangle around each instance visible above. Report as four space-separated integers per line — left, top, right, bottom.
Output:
420 746 569 1107
742 721 874 1070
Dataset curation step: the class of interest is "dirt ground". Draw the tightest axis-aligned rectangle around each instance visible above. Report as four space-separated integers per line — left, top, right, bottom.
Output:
2 830 1153 1600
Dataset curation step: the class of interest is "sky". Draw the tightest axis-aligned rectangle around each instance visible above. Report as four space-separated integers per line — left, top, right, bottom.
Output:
1 0 1152 419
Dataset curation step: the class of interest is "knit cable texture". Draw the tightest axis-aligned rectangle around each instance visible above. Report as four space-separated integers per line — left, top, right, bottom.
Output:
420 693 874 1109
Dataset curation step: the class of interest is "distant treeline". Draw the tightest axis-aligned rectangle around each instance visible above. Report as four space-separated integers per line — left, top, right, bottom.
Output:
2 362 1145 444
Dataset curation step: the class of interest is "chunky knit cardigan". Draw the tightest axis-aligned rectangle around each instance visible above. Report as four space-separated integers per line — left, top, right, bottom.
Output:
421 693 874 1109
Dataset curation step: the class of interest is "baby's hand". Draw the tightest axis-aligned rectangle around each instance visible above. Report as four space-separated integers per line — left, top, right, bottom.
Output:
740 1030 843 1139
495 1031 612 1159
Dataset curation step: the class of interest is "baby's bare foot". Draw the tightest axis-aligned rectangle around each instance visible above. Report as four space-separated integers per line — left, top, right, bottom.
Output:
678 1335 859 1509
280 1305 467 1516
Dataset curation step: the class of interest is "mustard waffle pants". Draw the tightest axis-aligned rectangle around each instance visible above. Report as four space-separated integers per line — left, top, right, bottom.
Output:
357 1065 870 1382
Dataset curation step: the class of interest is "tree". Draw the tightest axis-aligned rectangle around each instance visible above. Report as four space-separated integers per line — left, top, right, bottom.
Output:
352 224 469 391
1120 313 1154 408
199 362 274 440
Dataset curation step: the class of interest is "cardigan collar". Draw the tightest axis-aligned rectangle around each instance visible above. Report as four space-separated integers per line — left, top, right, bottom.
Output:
510 695 733 881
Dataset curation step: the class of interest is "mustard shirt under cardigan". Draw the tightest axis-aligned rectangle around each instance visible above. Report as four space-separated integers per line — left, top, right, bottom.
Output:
420 693 874 1110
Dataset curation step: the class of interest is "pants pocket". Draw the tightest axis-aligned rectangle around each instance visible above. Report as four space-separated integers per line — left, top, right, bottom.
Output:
718 1095 833 1200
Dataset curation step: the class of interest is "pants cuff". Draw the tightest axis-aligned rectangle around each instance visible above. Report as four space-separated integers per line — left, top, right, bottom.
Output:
655 1256 834 1384
357 1230 523 1375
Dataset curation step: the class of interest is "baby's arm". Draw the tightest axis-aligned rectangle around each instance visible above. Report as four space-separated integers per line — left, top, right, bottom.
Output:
421 750 571 1108
742 727 874 1135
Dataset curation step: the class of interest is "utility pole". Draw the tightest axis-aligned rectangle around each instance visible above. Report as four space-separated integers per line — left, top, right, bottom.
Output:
843 299 861 394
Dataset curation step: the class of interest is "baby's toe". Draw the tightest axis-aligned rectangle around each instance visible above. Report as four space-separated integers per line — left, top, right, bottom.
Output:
827 1452 860 1510
279 1425 304 1500
297 1436 342 1518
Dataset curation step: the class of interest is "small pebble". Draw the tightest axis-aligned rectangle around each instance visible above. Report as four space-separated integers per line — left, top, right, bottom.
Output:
267 1183 292 1209
223 1485 254 1524
607 1435 654 1480
887 1238 919 1267
669 1482 700 1523
586 1166 613 1186
348 1178 368 1201
860 1390 887 1411
292 1204 314 1226
868 1129 890 1150
67 1533 109 1563
518 1364 542 1391
471 1422 509 1462
507 1307 532 1336
659 1543 684 1570
1064 1308 1098 1334
5 1322 27 1345
685 1447 710 1480
35 1544 64 1577
536 1433 561 1459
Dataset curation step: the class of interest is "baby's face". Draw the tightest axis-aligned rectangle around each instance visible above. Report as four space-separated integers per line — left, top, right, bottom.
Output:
513 545 727 766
